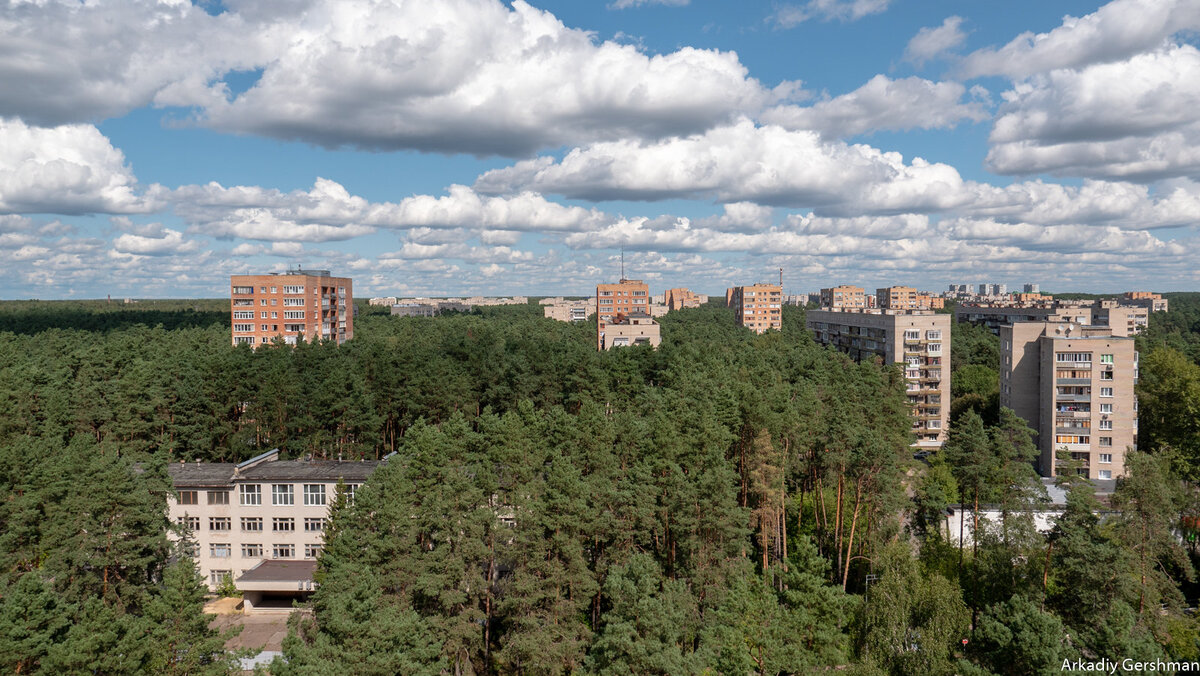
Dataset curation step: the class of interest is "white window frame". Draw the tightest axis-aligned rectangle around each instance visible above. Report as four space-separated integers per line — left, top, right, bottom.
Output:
240 484 261 506
303 484 326 506
272 484 294 506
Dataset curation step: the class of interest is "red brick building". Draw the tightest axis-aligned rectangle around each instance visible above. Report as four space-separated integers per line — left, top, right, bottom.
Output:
231 269 353 347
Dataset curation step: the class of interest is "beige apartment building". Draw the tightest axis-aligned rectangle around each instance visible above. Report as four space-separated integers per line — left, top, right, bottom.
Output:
231 269 352 347
1000 322 1137 480
876 286 944 311
167 450 379 607
597 279 650 350
543 298 594 322
807 309 951 448
601 313 662 349
665 287 703 311
820 285 868 309
958 298 1149 337
730 284 782 333
1124 291 1169 312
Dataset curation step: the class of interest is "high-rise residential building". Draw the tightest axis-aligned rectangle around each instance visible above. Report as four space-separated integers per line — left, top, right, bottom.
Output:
989 283 1008 296
167 449 380 604
806 309 951 448
597 279 650 350
876 286 943 311
543 298 595 322
820 285 867 309
664 287 703 311
1124 291 1169 312
1000 322 1137 479
731 284 782 333
957 298 1148 337
231 269 352 347
1023 283 1040 294
978 283 989 296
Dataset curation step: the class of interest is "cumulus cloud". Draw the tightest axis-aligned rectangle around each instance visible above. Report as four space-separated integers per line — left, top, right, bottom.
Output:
772 0 890 27
905 16 967 67
986 45 1200 180
609 0 689 8
112 228 198 256
958 0 1200 80
760 76 987 138
0 119 152 214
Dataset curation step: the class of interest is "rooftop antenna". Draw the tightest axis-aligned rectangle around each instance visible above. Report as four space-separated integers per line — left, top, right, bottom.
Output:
779 267 783 289
620 248 625 281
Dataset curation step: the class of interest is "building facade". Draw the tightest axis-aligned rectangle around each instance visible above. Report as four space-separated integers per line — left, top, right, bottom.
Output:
664 287 703 311
231 270 352 347
820 285 867 309
807 309 951 448
601 313 661 349
543 298 593 322
1000 322 1137 479
1124 292 1169 312
597 279 650 350
167 450 379 595
957 298 1148 337
731 284 782 333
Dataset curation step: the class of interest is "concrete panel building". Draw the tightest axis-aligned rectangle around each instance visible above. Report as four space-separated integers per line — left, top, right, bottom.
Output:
1000 322 1137 479
231 269 352 347
167 450 380 600
820 285 867 309
543 298 594 322
597 279 650 350
730 284 782 333
1124 292 1169 312
664 287 703 311
807 309 951 448
601 313 661 349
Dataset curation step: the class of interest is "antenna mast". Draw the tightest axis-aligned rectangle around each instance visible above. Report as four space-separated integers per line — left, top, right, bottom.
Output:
620 249 625 281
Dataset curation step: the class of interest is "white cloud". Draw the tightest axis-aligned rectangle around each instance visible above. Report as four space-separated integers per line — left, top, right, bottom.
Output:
772 0 890 27
959 0 1200 79
609 0 689 8
112 228 197 256
905 16 967 67
760 76 987 138
0 119 152 214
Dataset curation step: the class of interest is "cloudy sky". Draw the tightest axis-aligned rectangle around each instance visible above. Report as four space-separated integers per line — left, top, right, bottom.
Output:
2 0 1199 298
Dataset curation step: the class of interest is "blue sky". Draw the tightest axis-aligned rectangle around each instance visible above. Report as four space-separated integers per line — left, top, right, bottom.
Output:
1 0 1199 298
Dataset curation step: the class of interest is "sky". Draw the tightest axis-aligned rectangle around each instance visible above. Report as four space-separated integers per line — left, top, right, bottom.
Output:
2 0 1200 299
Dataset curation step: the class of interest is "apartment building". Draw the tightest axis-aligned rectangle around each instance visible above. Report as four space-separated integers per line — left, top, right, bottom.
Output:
543 298 594 322
664 287 703 311
597 279 650 350
1023 283 1040 294
958 298 1149 337
230 269 352 347
167 449 380 607
806 309 951 448
1124 292 1169 312
730 284 782 333
1000 322 1137 479
601 313 661 349
820 285 867 309
876 286 944 311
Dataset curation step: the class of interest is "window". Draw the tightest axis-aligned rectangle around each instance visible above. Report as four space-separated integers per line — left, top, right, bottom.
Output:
905 330 920 340
178 490 198 505
1099 420 1113 430
304 518 325 532
1056 352 1092 363
927 343 942 353
179 516 200 531
273 544 295 559
284 311 305 319
1098 470 1112 480
271 312 278 318
233 299 253 306
341 484 359 504
283 285 304 294
272 484 294 505
233 323 253 332
1099 437 1113 447
210 517 231 531
233 311 254 319
1100 404 1113 413
210 570 232 587
260 299 267 306
1099 453 1113 464
232 286 253 294
304 544 322 559
303 484 326 506
1100 371 1113 380
242 517 263 532
260 311 268 319
283 298 306 306
338 286 345 293
1055 435 1090 445
210 543 231 558
271 286 277 293
242 544 263 558
1100 387 1113 397
926 331 941 340
1100 354 1114 364
240 484 261 505
273 518 295 532
207 490 229 505
261 324 269 331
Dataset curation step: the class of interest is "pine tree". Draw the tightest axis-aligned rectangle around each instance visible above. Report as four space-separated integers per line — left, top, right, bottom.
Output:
0 573 72 674
145 557 240 675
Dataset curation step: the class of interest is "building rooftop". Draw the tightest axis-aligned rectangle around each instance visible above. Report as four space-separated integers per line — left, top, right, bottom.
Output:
168 458 381 487
168 462 238 487
237 559 319 585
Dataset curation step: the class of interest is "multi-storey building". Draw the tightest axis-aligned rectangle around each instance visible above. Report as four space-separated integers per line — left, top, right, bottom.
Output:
597 279 650 350
167 450 380 608
807 309 951 448
1000 322 1137 479
957 298 1149 337
664 288 703 311
731 284 782 333
820 285 867 309
601 313 661 349
1023 283 1040 294
543 298 594 322
876 286 944 311
231 269 352 347
1124 292 1169 313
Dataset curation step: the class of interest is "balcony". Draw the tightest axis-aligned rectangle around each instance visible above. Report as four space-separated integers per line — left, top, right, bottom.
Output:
1057 393 1091 402
1056 378 1091 385
1056 426 1091 435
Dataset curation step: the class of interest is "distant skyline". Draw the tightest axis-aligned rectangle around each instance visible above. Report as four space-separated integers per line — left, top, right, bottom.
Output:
2 0 1199 298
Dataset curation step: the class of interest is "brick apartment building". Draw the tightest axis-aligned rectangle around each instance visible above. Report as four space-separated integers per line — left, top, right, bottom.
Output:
1001 322 1137 480
807 309 951 448
664 288 703 311
231 269 352 347
820 285 868 309
597 279 651 350
730 284 782 333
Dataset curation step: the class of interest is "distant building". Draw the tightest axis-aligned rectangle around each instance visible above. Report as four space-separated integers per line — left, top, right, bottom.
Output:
1124 291 1168 312
990 283 1008 296
231 269 352 347
368 297 397 306
601 313 661 349
1000 322 1137 479
664 287 703 311
390 301 473 317
807 309 950 448
543 298 594 322
876 286 943 311
957 298 1147 337
597 279 650 350
731 284 782 333
820 285 868 309
1023 283 1040 294
167 449 380 604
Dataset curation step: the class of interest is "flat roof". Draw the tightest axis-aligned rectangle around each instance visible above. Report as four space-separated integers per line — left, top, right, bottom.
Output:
169 459 381 487
238 559 318 584
168 462 237 487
